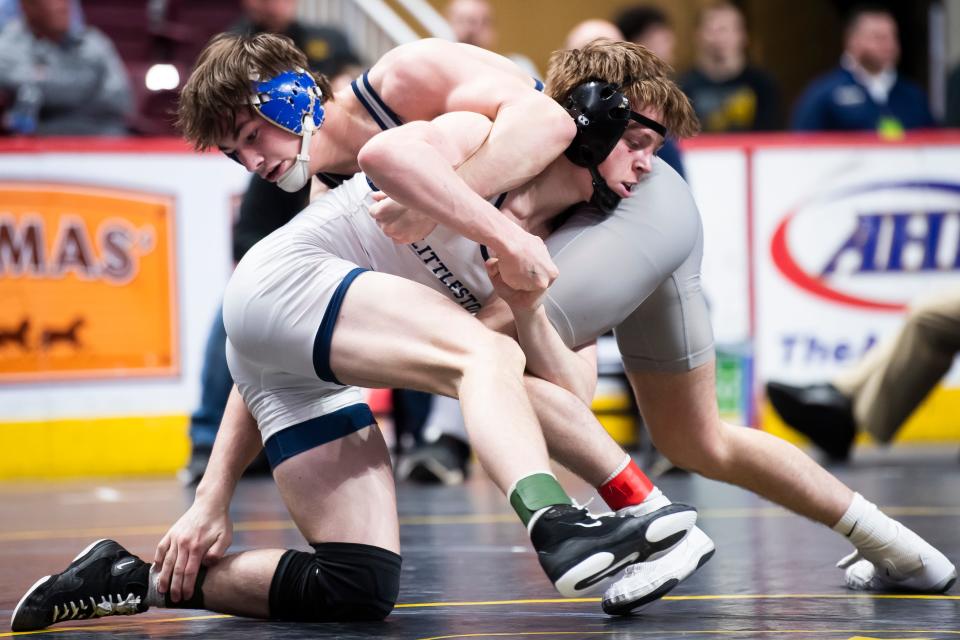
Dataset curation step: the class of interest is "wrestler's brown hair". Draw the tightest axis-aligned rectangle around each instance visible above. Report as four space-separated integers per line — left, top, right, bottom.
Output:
545 39 700 138
177 32 333 150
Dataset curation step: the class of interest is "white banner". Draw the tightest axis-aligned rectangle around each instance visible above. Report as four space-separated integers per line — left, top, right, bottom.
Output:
752 144 960 385
685 149 751 346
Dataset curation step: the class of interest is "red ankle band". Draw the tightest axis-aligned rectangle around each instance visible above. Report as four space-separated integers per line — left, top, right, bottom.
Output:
598 459 654 510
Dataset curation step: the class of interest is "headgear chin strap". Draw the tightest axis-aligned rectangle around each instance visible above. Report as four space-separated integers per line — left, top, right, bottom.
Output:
249 68 325 193
562 81 668 213
276 119 315 192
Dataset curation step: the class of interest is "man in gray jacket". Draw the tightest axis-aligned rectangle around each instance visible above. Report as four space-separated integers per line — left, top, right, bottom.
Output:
0 0 131 135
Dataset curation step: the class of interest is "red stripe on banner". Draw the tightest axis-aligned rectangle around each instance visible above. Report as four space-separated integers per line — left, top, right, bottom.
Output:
0 137 207 154
769 211 904 312
680 130 960 150
745 148 756 340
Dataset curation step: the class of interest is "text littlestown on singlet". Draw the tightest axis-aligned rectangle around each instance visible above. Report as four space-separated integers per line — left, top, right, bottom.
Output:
409 242 483 313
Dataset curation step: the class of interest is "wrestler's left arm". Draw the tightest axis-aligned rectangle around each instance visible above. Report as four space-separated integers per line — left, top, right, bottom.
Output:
485 259 597 404
372 39 576 198
359 112 558 292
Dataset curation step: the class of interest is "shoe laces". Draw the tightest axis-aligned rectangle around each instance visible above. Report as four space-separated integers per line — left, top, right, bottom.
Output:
836 549 863 570
51 593 142 623
571 498 613 518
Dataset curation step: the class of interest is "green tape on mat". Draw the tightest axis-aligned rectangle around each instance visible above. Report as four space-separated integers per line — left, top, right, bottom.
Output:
509 473 572 525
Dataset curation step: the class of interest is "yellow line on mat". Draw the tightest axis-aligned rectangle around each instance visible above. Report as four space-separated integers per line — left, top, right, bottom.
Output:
2 506 958 543
3 595 958 636
0 614 231 637
418 631 960 640
393 593 960 609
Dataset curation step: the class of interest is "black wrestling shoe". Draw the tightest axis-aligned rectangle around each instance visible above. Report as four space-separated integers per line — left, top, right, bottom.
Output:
530 503 697 597
11 539 150 632
766 381 855 462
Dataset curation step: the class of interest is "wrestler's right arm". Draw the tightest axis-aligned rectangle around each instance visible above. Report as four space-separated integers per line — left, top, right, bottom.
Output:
484 260 598 404
359 112 558 292
154 385 262 602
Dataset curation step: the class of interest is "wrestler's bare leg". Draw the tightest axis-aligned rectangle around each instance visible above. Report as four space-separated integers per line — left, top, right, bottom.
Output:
329 271 551 490
630 362 851 523
629 361 956 593
199 425 398 617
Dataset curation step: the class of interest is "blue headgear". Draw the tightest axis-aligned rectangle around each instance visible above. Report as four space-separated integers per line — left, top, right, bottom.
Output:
249 68 325 192
251 69 325 134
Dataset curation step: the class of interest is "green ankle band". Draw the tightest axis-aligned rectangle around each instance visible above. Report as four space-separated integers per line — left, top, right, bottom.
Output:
509 473 572 526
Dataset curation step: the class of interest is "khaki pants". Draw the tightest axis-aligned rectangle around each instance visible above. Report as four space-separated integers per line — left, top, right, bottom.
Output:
832 288 960 443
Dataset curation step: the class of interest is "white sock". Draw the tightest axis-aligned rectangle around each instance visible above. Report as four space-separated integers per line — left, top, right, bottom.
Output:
831 492 957 591
145 565 165 608
618 487 670 517
600 455 632 486
832 492 897 552
644 486 668 505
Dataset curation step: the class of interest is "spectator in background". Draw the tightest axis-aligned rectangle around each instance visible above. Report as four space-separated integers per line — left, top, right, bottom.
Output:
563 18 621 51
615 5 675 66
445 0 538 76
445 0 492 49
0 0 131 135
767 288 960 463
613 5 685 176
792 5 934 134
230 0 359 85
945 62 960 127
0 0 81 35
679 1 779 132
182 0 362 485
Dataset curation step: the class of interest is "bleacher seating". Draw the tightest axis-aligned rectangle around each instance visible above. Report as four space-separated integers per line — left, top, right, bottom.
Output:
84 0 241 136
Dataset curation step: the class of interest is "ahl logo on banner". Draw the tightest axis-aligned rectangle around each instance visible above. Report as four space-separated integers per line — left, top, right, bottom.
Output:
0 183 178 381
771 181 960 310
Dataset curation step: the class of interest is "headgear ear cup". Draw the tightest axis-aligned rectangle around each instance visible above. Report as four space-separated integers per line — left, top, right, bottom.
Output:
562 81 667 213
563 82 632 169
250 69 325 192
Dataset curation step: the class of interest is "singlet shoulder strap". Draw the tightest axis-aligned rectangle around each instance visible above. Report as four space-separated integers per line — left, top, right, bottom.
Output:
315 172 355 189
350 70 404 131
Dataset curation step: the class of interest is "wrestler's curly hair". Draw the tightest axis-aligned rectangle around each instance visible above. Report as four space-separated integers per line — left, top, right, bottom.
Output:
177 32 334 150
545 39 700 139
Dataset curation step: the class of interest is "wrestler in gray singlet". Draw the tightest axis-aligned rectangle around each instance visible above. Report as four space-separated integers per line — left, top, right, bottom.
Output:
355 74 714 372
544 157 714 372
416 158 714 447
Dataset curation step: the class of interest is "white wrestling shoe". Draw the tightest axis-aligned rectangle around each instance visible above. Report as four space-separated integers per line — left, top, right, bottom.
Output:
838 520 956 593
599 494 715 615
602 526 715 615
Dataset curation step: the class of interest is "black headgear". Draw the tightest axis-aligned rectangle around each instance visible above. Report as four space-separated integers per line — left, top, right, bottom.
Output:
563 81 667 213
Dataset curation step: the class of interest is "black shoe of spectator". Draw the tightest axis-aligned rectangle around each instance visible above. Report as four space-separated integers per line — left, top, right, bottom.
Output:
766 382 855 462
179 446 272 488
178 444 212 488
396 435 470 485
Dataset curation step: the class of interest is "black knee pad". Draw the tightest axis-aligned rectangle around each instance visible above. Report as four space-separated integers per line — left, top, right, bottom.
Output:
269 542 401 622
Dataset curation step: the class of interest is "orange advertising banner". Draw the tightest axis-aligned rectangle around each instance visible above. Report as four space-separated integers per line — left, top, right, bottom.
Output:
0 183 177 381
